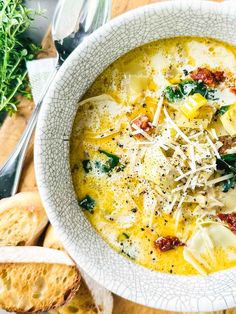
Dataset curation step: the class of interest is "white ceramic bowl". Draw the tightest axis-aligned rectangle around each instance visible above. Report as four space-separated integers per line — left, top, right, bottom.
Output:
35 0 236 311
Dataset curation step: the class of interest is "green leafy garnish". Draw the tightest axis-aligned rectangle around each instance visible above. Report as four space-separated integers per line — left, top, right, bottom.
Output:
79 195 95 213
0 0 41 114
216 105 230 116
98 150 120 172
164 80 218 103
216 153 236 192
164 86 183 103
82 160 92 173
221 154 236 163
222 176 236 193
82 151 120 174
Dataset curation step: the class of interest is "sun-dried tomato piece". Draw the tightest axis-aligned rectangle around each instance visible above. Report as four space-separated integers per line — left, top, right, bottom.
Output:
218 213 236 233
214 71 225 83
131 114 154 139
218 136 236 154
230 88 236 95
154 236 185 252
132 114 153 132
191 67 225 86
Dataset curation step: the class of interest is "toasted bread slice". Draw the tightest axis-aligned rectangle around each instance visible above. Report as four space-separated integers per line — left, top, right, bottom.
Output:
44 225 113 314
44 224 64 251
0 192 48 246
50 283 98 314
0 246 80 313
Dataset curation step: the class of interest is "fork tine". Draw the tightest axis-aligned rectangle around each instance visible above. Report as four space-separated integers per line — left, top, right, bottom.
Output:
85 0 112 34
52 0 88 40
75 0 89 31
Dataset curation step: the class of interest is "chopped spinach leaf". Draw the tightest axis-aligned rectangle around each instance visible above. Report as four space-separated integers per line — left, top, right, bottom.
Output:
82 151 120 174
79 195 95 213
221 153 236 163
94 161 112 173
164 85 183 102
180 80 201 96
223 175 236 192
163 80 218 103
98 150 120 172
217 155 236 173
205 88 218 100
216 154 236 192
82 160 92 173
99 150 120 164
216 105 230 116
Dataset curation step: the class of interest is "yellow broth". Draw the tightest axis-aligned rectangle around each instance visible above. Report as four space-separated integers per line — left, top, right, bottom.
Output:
70 37 236 275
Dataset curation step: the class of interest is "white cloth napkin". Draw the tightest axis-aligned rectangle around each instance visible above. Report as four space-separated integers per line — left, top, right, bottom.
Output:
27 58 57 103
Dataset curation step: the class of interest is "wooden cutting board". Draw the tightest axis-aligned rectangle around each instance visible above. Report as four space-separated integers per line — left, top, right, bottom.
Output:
0 0 231 313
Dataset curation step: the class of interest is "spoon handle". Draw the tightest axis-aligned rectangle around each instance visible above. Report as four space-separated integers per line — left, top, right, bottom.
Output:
0 66 59 199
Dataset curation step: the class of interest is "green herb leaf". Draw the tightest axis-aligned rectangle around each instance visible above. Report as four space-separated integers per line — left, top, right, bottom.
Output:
82 160 92 173
221 153 236 163
79 195 95 213
163 80 218 103
179 80 200 96
164 85 183 102
98 150 120 172
217 155 236 173
216 154 236 192
206 89 218 101
216 105 230 116
223 175 236 192
0 1 41 114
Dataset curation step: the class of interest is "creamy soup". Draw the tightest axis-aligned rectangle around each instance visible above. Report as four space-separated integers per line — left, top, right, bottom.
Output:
70 37 236 275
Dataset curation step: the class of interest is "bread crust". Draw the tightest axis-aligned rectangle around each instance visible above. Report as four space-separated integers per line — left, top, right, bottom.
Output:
44 225 113 314
0 248 81 313
0 192 48 246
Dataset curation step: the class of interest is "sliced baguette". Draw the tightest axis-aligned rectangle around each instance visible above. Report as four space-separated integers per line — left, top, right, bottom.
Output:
0 246 80 313
43 224 64 251
44 225 113 314
50 284 99 314
0 192 48 246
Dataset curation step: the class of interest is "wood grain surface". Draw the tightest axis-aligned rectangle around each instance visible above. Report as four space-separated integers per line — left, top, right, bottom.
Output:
0 0 231 313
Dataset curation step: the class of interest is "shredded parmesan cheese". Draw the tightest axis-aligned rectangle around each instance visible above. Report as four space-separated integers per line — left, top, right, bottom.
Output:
189 131 203 139
175 146 187 161
206 173 235 186
129 147 139 172
206 134 220 159
183 175 193 192
131 123 154 141
163 107 193 144
152 97 163 126
209 128 218 140
189 145 196 172
163 194 178 214
175 164 216 182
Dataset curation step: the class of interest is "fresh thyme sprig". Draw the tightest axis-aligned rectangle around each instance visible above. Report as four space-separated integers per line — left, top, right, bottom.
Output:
0 0 41 114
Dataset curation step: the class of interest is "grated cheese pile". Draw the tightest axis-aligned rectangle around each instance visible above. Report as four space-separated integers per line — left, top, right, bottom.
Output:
126 103 226 230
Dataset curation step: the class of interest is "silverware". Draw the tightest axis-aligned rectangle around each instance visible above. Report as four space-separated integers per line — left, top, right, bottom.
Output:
0 0 111 199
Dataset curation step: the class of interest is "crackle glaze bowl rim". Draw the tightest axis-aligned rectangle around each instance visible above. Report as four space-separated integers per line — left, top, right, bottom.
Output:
35 0 236 312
